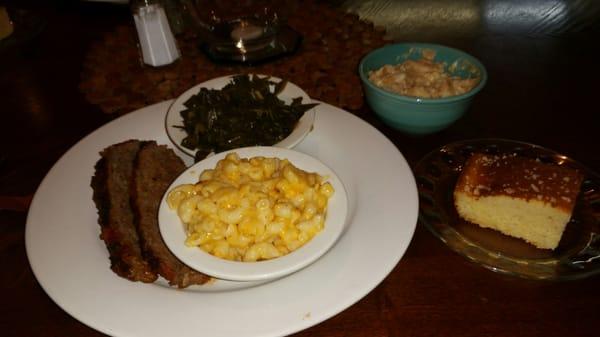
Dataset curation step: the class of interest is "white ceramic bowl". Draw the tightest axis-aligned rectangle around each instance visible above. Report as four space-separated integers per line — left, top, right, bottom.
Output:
165 75 316 158
158 146 348 282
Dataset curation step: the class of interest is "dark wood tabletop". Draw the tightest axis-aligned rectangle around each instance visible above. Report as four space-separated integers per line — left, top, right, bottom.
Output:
1 1 599 337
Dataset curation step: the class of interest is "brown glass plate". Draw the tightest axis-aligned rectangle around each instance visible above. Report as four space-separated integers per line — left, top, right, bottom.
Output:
415 139 600 280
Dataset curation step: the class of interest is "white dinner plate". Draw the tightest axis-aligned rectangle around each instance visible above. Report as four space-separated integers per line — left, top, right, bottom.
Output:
165 75 316 158
25 101 418 337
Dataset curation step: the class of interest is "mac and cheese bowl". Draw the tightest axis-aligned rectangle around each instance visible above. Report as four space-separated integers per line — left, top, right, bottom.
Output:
158 146 348 282
359 43 487 135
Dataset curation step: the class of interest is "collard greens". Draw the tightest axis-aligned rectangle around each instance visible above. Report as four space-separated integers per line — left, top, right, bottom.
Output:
178 74 318 161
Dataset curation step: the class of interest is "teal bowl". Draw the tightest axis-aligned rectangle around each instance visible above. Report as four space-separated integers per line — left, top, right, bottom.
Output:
359 43 487 135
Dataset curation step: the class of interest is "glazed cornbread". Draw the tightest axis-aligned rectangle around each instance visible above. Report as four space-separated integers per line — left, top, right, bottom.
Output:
454 153 583 249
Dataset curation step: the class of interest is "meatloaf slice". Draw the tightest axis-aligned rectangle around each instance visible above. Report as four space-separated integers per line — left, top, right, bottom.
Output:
131 142 211 288
91 140 158 283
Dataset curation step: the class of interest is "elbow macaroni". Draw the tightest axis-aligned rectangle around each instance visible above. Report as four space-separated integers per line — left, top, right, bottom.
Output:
167 152 334 262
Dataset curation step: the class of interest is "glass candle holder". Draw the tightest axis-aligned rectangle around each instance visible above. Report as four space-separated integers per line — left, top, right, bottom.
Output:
184 0 300 63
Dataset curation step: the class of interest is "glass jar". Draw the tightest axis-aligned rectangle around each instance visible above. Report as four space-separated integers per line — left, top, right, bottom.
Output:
132 0 181 67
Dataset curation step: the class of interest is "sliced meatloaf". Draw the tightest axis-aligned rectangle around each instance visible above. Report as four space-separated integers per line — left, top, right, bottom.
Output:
91 140 158 283
131 142 211 288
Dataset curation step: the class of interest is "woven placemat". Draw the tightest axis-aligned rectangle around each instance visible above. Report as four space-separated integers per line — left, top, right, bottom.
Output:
79 1 387 115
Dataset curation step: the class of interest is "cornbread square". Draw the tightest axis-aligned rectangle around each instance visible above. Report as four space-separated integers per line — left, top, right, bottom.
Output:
454 153 584 250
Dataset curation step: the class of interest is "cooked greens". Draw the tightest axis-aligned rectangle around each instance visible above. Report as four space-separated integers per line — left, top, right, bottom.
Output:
177 74 318 161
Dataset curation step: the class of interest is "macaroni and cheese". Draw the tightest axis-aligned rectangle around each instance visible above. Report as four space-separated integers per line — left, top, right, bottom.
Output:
167 152 334 262
368 51 480 98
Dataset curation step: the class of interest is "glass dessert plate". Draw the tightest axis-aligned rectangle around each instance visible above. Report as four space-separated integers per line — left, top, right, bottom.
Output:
415 138 600 280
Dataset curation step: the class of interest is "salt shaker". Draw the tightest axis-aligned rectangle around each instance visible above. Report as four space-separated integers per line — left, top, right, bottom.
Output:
132 0 180 67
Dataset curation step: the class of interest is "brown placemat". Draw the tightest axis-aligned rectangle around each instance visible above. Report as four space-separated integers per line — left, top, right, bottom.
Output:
79 1 387 115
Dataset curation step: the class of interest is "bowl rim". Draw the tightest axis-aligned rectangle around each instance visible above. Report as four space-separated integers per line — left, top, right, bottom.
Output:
358 42 488 104
157 146 349 282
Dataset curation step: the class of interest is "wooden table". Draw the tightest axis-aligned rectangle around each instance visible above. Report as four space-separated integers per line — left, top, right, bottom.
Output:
1 1 599 337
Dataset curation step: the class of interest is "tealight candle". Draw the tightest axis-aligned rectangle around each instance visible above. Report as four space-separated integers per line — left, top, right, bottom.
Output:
230 23 264 41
